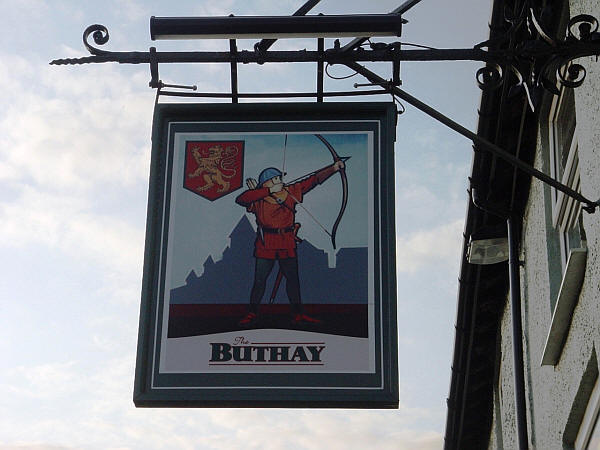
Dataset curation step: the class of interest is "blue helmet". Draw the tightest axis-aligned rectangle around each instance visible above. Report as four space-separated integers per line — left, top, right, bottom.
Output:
258 167 283 186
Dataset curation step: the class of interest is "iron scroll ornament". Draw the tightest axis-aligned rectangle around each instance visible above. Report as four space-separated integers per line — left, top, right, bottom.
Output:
83 24 110 56
314 134 348 250
475 9 600 107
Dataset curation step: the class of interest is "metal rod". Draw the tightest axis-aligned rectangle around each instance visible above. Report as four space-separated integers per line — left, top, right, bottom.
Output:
50 47 491 66
160 82 197 90
149 47 159 88
507 216 529 450
345 60 599 212
393 44 401 86
254 0 322 53
156 89 390 98
317 38 324 102
340 0 423 52
230 39 238 103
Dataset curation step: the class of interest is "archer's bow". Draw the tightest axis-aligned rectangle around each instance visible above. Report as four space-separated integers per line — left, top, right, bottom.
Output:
314 134 348 250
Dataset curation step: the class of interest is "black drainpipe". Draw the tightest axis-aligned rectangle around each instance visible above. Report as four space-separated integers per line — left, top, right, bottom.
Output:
471 189 529 449
507 215 528 449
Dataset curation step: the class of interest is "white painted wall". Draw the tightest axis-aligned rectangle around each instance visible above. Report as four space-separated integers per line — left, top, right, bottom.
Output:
488 0 600 447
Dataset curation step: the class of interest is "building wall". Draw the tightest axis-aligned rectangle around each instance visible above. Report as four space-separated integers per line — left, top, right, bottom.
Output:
488 1 600 448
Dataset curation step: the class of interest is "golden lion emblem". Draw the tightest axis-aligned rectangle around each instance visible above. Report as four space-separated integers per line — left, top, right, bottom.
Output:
188 144 239 193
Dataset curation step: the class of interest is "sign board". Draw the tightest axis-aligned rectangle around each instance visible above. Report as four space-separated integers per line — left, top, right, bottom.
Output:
134 102 398 408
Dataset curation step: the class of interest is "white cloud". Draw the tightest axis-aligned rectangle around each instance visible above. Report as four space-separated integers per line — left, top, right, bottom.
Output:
0 446 71 450
109 0 150 22
0 54 150 279
396 219 464 273
0 185 144 274
1 58 152 192
0 353 446 450
0 0 50 24
169 409 444 450
191 0 237 16
414 128 440 150
2 361 80 400
397 184 439 208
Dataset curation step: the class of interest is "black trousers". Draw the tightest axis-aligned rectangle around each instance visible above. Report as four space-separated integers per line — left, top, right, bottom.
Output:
248 257 302 314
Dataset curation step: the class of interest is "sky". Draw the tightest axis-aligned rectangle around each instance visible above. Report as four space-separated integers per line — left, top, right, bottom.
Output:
0 1 491 449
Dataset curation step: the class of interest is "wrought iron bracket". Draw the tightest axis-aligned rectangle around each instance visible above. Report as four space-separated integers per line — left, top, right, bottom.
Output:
48 2 600 214
50 10 600 104
474 8 600 110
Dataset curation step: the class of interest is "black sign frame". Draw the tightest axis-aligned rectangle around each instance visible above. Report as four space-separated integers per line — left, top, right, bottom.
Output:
134 102 398 408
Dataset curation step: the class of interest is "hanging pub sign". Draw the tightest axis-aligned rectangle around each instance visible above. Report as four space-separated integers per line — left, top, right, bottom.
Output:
134 102 398 408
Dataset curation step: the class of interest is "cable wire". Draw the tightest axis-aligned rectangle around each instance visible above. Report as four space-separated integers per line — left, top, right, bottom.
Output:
325 63 359 80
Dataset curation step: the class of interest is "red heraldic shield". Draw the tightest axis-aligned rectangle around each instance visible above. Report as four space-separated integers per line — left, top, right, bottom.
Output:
183 141 244 201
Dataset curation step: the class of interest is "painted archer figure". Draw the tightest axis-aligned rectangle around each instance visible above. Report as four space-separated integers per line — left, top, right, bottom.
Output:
235 159 345 326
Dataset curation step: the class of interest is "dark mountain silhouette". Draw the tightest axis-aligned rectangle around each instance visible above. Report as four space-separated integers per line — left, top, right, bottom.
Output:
170 215 368 305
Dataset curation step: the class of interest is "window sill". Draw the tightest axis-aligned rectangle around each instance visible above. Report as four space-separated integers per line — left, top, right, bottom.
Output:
541 248 587 366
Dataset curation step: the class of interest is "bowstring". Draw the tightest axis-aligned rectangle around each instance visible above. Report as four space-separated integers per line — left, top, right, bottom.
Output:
279 133 334 243
283 187 332 238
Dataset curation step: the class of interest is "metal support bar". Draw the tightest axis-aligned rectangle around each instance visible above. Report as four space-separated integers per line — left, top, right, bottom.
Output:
317 38 324 102
50 47 491 66
230 39 238 103
254 0 321 53
160 82 197 90
345 61 600 213
156 89 389 99
393 44 401 86
149 46 159 88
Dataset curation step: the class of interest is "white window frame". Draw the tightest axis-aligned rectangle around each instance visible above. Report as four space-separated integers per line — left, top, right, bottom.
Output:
548 86 583 269
540 85 588 366
575 375 600 450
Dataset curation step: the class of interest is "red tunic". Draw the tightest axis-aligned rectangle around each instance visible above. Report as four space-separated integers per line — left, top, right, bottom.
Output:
236 166 336 259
